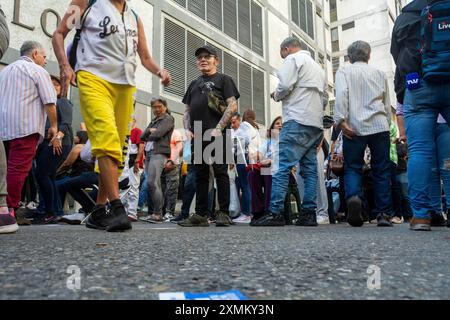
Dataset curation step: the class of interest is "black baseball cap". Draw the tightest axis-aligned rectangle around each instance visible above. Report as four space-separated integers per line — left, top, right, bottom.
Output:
195 45 218 57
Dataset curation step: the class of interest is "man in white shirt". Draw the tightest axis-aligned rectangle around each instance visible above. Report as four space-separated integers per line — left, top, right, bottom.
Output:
0 41 58 230
334 41 393 228
252 37 328 227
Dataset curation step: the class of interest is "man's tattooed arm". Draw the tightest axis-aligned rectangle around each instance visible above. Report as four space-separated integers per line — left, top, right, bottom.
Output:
215 97 238 132
183 105 194 139
183 105 191 131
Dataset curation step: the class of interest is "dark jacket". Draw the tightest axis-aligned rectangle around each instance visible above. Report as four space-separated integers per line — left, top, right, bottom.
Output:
0 5 10 59
44 98 74 146
391 0 428 104
141 113 174 156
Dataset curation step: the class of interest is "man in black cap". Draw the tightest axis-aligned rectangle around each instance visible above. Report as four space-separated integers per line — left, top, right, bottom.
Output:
180 45 240 227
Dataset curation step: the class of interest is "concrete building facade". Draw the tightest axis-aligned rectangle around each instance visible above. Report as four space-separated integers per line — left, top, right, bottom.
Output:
0 0 334 131
329 0 409 110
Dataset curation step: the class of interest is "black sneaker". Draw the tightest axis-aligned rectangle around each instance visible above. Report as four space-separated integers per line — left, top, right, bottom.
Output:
44 214 59 225
430 212 447 227
106 200 132 232
85 205 109 230
250 214 285 227
295 209 318 227
170 214 188 223
377 213 393 227
32 213 58 225
347 196 364 227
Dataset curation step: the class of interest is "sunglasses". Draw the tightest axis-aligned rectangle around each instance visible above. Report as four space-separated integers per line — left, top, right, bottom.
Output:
196 54 216 61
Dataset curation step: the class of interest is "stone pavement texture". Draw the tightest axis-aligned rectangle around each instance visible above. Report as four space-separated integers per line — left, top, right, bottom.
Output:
0 223 449 300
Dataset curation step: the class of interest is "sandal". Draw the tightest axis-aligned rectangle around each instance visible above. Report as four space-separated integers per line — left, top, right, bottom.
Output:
146 214 163 224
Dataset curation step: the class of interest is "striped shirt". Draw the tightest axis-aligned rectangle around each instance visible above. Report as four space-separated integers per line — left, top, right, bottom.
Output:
334 62 391 136
0 56 57 141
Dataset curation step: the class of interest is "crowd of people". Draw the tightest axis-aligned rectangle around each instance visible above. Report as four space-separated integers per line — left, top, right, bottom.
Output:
0 0 448 235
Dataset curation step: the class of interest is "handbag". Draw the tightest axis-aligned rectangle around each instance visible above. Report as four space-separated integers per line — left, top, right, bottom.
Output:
197 74 228 116
330 158 344 177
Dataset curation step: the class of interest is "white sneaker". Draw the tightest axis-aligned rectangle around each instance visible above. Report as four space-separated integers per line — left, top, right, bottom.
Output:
163 214 174 222
390 216 404 224
232 214 252 224
26 201 38 210
59 213 85 225
127 214 138 222
317 215 330 225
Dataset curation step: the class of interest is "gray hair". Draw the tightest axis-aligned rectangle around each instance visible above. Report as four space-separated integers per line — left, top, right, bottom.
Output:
347 41 371 63
280 37 302 49
20 41 44 57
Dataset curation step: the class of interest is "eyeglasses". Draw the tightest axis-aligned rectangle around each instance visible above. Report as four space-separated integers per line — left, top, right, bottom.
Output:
196 54 215 61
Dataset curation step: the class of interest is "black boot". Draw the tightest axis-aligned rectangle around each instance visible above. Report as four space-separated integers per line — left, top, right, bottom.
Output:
346 196 364 227
295 208 318 227
430 211 447 227
250 213 285 227
106 200 132 232
85 204 109 230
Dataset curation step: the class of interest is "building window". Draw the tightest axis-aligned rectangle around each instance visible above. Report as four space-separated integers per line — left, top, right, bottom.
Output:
342 21 355 31
223 0 238 40
290 0 315 40
330 0 337 23
169 0 264 57
188 0 206 19
318 53 325 70
332 57 340 80
163 18 266 124
172 0 187 7
292 33 316 60
329 100 335 116
331 27 339 52
207 0 223 30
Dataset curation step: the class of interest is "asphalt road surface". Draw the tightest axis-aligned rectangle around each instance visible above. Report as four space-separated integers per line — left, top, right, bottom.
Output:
0 222 449 300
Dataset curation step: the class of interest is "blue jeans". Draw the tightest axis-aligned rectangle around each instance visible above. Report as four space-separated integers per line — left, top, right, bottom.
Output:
269 121 322 214
430 123 450 213
138 166 154 212
57 171 99 213
138 170 148 209
235 164 251 216
343 132 393 216
404 81 450 218
396 172 413 219
34 144 69 215
181 165 196 217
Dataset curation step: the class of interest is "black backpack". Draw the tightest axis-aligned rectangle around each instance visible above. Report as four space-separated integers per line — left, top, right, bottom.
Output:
68 0 97 69
68 0 138 69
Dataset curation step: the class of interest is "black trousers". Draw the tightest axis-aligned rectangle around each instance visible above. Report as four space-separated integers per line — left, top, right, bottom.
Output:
195 163 230 216
191 131 232 216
